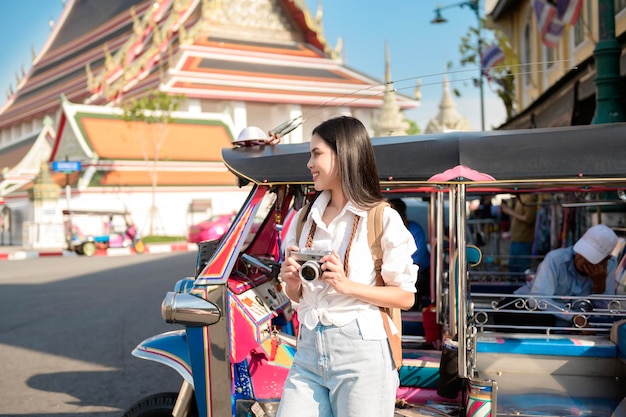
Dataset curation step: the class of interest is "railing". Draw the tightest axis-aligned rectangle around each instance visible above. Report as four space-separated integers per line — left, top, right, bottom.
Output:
471 292 626 334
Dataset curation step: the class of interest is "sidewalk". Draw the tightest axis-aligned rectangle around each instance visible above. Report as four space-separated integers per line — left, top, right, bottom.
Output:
0 242 198 261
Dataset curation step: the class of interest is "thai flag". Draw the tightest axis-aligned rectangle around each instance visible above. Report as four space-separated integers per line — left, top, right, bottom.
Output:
556 0 582 26
481 44 505 79
532 0 565 48
532 0 556 39
543 18 566 47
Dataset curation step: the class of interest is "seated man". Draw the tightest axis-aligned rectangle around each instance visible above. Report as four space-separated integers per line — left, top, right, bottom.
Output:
522 224 618 328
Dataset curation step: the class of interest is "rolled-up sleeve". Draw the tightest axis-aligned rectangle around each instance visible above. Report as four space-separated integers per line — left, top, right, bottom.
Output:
380 207 418 292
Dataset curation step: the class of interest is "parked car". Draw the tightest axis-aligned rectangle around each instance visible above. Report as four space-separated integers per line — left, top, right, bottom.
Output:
187 213 235 243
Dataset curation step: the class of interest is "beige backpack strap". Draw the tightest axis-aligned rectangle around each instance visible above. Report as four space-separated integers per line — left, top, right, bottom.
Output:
294 199 310 244
368 201 403 370
367 201 388 285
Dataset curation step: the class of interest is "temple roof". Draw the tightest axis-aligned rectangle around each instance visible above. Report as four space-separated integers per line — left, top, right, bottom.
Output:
0 121 56 196
0 0 150 128
0 0 416 130
0 135 39 173
51 98 238 187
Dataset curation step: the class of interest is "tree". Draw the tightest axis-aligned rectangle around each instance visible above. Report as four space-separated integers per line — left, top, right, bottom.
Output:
404 119 421 135
122 91 184 236
456 19 517 121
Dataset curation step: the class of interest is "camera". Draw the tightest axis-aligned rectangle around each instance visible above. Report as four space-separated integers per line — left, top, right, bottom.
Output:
292 248 331 281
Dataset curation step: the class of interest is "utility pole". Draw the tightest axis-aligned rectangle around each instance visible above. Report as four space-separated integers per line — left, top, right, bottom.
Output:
431 0 485 131
591 0 626 124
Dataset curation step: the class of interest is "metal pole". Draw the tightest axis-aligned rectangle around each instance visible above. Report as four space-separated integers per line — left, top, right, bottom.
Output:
432 0 486 130
476 5 486 131
65 156 71 211
456 183 468 378
591 0 626 124
435 191 445 324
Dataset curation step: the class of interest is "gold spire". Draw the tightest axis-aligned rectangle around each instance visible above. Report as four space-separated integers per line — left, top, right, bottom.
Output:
384 40 391 84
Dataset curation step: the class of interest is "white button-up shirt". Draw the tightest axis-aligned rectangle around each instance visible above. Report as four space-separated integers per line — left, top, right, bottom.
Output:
283 191 418 340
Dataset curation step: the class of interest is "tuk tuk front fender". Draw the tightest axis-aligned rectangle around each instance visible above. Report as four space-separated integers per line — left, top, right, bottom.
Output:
132 329 193 387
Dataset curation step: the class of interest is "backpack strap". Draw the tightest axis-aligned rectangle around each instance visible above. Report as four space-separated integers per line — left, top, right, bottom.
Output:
367 201 403 370
295 199 310 245
367 201 388 285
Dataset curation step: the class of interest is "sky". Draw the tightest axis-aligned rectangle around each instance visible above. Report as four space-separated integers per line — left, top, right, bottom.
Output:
0 0 506 132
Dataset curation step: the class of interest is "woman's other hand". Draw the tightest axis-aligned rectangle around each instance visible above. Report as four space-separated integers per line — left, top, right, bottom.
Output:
281 246 302 299
267 130 281 145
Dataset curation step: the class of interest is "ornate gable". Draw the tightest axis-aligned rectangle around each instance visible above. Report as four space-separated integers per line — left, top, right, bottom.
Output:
200 0 304 43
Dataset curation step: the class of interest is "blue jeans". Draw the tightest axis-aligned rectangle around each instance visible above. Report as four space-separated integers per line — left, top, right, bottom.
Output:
277 320 398 417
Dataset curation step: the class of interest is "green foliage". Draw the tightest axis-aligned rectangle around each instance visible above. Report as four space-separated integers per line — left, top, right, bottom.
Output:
142 235 186 244
122 91 184 124
405 119 421 135
455 18 517 121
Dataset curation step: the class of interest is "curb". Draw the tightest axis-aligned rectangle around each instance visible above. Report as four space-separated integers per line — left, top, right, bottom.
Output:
0 242 198 261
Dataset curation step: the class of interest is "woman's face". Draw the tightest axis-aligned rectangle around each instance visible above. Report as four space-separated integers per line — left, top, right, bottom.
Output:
307 133 340 192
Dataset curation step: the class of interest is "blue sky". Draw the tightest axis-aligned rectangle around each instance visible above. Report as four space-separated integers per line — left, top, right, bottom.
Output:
0 0 506 131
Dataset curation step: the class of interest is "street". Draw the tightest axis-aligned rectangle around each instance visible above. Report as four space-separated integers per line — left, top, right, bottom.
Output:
0 252 197 416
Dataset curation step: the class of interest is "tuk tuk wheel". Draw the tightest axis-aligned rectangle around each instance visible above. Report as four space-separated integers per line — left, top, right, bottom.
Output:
81 241 97 257
134 239 145 254
122 392 197 417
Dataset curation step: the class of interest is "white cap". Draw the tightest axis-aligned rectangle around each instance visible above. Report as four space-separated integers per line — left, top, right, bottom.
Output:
236 126 268 142
573 224 618 264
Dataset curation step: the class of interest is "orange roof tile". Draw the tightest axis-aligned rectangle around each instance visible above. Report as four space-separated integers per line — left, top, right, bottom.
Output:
98 170 237 186
76 114 232 161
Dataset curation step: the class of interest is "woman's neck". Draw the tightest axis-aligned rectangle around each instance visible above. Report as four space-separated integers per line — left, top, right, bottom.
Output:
327 189 348 211
321 189 348 226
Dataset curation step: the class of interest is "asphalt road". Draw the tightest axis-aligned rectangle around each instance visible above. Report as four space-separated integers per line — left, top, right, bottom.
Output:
0 252 198 417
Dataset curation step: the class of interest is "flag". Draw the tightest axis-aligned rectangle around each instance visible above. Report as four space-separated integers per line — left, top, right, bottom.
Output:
532 0 565 48
481 44 505 80
543 18 566 47
532 0 556 38
556 0 582 26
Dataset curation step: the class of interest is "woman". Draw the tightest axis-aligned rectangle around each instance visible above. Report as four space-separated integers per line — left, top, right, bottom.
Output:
276 116 417 417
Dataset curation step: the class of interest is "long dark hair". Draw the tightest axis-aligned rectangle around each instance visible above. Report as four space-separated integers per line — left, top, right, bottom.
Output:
312 116 382 208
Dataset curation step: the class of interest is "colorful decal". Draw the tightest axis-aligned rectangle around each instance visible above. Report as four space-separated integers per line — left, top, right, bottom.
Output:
466 380 494 417
257 337 295 369
196 187 267 283
233 360 254 399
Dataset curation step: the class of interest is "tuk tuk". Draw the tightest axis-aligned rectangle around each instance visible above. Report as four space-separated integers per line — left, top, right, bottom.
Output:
62 209 144 256
124 122 626 417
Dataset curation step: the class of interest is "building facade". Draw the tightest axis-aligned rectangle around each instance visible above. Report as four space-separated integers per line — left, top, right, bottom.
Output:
488 0 626 129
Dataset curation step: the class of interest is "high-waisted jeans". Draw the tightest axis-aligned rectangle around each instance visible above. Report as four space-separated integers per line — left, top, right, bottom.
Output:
276 319 398 417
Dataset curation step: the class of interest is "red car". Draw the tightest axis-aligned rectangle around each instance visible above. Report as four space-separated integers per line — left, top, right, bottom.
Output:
187 213 236 243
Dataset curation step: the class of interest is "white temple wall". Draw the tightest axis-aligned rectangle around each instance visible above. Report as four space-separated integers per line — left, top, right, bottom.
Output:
66 186 250 238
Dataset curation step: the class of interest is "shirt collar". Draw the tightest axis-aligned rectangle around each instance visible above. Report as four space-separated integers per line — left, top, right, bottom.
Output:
310 191 366 224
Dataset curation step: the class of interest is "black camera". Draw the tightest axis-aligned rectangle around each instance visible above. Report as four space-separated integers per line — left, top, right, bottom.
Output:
292 249 331 281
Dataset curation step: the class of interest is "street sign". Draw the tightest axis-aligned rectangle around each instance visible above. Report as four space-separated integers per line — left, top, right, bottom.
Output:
52 161 82 173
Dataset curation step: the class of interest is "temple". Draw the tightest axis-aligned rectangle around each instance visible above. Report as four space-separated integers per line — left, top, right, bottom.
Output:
424 74 472 133
0 0 418 247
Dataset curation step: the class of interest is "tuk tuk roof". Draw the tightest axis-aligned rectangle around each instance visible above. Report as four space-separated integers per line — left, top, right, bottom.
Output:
222 123 626 189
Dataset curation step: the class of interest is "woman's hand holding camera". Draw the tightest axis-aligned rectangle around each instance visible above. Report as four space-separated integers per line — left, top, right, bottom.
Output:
281 248 350 294
318 251 351 294
281 246 302 291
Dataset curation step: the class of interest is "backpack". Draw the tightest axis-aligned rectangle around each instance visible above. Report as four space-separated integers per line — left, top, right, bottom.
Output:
295 200 403 369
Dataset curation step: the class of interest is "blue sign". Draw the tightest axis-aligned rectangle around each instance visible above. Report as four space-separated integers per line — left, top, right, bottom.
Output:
52 161 82 173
